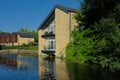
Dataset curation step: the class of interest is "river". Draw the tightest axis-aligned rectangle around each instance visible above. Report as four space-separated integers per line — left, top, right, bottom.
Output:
0 54 119 80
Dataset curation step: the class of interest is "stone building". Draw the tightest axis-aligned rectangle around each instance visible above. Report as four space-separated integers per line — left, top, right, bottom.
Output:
38 5 77 57
0 32 34 46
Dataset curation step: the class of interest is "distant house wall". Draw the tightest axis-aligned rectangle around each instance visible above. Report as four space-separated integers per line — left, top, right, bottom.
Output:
0 33 34 46
17 35 34 45
11 33 17 43
0 33 18 46
11 33 18 46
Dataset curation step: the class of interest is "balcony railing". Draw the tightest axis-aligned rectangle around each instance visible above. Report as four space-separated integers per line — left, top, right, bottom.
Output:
41 31 55 38
41 46 55 55
44 45 55 51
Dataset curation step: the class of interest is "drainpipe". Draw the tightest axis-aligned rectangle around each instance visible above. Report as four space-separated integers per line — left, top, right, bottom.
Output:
68 12 71 42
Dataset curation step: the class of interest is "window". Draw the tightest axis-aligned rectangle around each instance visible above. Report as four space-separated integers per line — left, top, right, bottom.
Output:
46 39 55 51
45 20 55 34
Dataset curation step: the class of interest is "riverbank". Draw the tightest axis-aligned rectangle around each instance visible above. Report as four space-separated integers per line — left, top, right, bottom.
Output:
0 49 38 54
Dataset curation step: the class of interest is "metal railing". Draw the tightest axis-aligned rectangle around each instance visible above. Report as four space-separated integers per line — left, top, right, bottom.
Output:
44 46 55 51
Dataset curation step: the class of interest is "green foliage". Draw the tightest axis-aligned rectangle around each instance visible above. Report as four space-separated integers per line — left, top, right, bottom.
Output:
20 45 38 50
110 4 120 23
0 45 2 50
1 45 38 50
28 42 35 46
66 0 120 72
92 18 120 55
77 0 120 28
0 30 10 35
66 28 95 63
0 30 2 34
66 43 87 63
110 62 120 71
21 43 27 46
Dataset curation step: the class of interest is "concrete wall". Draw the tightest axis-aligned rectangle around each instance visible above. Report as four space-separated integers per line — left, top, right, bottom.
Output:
55 8 76 57
0 34 34 46
38 30 46 56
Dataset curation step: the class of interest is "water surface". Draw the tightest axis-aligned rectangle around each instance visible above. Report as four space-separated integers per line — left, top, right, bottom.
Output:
0 54 38 80
0 54 120 80
39 56 120 80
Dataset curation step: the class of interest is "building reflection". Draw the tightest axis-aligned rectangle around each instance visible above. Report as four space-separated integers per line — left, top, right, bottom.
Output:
39 56 55 80
38 56 69 80
0 54 29 70
55 59 69 80
0 55 17 68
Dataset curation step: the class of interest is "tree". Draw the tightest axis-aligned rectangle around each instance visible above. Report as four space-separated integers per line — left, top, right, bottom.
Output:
92 18 120 56
66 0 120 67
0 30 9 35
18 27 29 33
72 0 120 56
76 0 120 28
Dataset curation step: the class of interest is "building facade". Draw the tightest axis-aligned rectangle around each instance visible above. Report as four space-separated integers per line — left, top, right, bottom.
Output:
0 32 34 46
38 5 77 57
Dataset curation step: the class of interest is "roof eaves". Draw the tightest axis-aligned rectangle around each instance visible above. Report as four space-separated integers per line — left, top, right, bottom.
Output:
38 4 77 30
56 4 77 12
38 6 55 30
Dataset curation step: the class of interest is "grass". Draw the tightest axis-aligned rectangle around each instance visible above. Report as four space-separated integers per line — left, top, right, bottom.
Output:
1 45 38 50
20 46 38 50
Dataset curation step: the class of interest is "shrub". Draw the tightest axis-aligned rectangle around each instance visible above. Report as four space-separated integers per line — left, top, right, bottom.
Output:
0 45 2 50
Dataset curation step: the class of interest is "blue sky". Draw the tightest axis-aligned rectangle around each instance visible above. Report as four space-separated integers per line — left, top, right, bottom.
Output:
0 0 81 32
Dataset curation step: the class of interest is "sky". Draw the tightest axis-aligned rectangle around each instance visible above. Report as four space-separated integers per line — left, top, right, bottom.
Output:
0 0 81 32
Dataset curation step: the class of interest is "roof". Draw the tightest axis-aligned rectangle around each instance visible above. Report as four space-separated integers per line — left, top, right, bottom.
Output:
38 4 77 30
17 33 34 38
0 32 34 38
56 4 77 12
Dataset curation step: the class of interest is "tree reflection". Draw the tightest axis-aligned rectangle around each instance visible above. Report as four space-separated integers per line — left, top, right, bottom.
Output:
66 62 120 80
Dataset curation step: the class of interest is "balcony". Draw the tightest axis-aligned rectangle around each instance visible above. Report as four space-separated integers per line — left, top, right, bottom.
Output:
41 46 55 56
41 31 55 38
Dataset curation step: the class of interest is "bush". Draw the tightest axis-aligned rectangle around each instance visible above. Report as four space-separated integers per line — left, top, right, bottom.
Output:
28 42 35 46
66 1 120 72
0 45 2 50
66 28 94 63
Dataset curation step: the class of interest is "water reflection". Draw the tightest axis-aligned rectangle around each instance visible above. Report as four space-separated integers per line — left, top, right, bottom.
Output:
39 56 69 80
39 56 55 80
55 58 69 80
66 62 120 80
0 54 38 80
0 54 17 69
0 54 120 80
39 56 120 80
